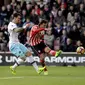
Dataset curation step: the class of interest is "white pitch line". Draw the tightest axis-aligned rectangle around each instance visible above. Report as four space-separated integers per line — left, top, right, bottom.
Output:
0 77 24 80
0 76 85 80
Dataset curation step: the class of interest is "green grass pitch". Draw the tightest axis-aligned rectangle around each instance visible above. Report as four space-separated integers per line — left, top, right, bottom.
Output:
0 66 85 85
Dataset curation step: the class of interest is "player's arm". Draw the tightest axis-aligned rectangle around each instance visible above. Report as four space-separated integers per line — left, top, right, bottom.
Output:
13 27 24 32
32 28 45 36
13 24 30 32
32 27 51 36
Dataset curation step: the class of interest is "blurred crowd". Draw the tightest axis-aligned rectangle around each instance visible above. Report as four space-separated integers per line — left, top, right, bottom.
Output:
0 0 85 52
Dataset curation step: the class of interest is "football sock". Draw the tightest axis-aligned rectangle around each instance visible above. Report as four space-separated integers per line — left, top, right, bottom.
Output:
12 58 24 69
49 50 56 56
27 55 39 72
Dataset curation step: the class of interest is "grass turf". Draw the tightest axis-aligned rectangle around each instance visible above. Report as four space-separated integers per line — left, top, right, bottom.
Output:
0 66 85 85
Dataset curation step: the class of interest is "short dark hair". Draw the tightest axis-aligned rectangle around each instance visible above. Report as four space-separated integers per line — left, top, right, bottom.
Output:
39 19 48 26
13 13 21 18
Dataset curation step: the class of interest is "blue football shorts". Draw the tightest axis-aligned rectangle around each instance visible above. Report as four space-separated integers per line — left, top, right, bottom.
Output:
9 43 28 58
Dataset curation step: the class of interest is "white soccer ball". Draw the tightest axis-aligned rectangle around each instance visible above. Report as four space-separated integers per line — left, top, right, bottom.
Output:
76 46 85 54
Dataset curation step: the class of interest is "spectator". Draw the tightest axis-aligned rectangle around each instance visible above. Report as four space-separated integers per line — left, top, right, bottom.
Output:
21 9 27 24
60 2 68 18
53 23 63 38
54 10 66 25
79 3 85 26
51 6 57 18
54 37 60 51
6 5 13 20
63 22 67 30
37 0 45 9
44 28 55 49
75 40 83 50
34 4 41 15
26 3 32 17
67 5 75 25
48 22 52 28
39 10 46 21
30 0 37 6
66 21 72 33
29 9 39 24
0 32 7 51
80 29 85 48
67 24 81 41
74 12 80 23
67 12 75 26
60 29 68 51
44 4 50 20
16 4 21 13
11 0 17 9
0 6 8 26
21 1 27 10
48 13 54 23
63 38 76 52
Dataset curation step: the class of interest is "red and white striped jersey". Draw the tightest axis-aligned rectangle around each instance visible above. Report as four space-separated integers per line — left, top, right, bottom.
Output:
29 25 44 46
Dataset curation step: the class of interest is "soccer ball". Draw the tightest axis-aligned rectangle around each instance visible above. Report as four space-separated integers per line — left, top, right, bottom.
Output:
76 46 85 54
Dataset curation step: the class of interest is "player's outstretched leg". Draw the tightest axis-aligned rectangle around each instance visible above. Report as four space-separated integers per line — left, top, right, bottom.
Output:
38 67 45 74
26 55 45 74
40 59 48 75
10 66 16 75
44 47 62 57
10 58 24 75
55 50 62 57
48 49 62 57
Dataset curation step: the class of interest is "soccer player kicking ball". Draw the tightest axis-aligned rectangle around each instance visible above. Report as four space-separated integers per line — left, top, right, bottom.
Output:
8 13 45 75
29 20 62 75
